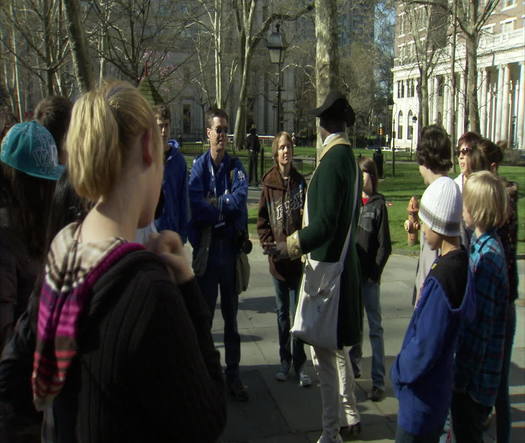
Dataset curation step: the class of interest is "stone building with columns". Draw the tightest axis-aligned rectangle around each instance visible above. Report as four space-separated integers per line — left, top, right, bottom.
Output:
392 0 525 152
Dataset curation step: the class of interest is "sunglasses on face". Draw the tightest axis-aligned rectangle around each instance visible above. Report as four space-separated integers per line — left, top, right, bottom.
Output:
214 126 228 134
456 147 472 156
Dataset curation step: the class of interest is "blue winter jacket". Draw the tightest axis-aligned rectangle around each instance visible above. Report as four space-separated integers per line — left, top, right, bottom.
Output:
188 151 248 250
391 249 476 436
155 140 189 243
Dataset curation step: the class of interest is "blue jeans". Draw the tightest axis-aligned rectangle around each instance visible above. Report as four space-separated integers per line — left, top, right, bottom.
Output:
197 237 240 381
273 276 306 373
349 280 385 390
495 301 516 443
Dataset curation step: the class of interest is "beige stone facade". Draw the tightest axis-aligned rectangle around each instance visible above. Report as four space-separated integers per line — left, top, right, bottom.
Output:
392 1 525 151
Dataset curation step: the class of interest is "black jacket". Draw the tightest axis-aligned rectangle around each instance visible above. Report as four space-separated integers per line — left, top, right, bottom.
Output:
1 249 226 443
355 193 392 283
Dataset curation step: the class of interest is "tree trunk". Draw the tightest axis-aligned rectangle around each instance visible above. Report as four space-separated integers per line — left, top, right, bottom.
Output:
214 0 223 108
233 0 256 153
63 0 94 93
465 32 479 133
233 48 252 152
315 0 339 159
418 68 429 128
9 0 23 121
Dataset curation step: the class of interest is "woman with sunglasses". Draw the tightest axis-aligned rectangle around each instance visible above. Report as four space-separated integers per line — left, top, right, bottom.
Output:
454 131 482 193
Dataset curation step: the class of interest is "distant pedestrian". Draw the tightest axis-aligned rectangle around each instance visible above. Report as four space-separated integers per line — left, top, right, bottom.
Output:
391 177 474 442
350 157 391 402
452 171 509 442
373 147 384 179
257 131 310 387
247 127 261 186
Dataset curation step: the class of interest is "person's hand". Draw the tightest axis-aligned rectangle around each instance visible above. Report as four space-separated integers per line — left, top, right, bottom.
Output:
146 230 194 284
261 241 289 260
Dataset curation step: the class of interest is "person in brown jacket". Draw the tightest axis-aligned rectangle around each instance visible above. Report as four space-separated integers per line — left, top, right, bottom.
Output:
257 131 311 387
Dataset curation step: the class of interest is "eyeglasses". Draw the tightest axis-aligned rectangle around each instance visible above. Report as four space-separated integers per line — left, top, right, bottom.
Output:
214 126 228 134
456 147 472 156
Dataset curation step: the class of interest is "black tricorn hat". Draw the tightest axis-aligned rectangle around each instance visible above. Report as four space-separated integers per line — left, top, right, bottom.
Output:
311 90 355 127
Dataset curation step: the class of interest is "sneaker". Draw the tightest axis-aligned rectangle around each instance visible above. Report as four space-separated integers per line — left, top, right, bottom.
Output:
298 371 312 387
370 386 385 402
227 378 249 402
274 363 290 382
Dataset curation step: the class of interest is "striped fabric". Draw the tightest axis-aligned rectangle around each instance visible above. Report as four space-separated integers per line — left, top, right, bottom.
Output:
32 223 143 410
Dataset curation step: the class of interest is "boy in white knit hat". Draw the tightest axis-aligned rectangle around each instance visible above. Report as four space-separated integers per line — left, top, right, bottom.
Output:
391 177 476 442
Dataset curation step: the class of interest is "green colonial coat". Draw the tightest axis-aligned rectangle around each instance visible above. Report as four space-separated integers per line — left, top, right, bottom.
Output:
297 134 363 347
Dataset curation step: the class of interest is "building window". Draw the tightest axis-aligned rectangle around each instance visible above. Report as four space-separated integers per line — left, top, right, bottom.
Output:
503 0 516 9
407 111 413 139
398 111 403 139
401 80 405 98
501 20 514 33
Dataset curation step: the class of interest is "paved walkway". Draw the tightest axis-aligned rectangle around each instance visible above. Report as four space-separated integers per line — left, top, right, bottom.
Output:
204 245 525 442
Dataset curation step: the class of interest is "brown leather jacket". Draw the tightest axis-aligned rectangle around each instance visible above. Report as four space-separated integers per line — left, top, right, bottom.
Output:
257 165 306 281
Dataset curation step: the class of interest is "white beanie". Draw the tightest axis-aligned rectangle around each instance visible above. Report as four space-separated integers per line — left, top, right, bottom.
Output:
419 176 462 237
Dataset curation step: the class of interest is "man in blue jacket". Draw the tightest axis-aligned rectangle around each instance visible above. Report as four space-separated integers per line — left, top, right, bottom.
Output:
189 108 249 401
154 105 189 242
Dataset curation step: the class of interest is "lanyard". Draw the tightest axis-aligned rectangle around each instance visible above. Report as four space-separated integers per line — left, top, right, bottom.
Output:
208 155 229 198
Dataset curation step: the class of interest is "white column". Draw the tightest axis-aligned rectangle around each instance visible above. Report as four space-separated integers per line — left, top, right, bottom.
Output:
480 69 488 136
496 65 505 141
518 62 525 150
433 76 440 123
447 74 454 137
501 64 510 142
457 72 465 141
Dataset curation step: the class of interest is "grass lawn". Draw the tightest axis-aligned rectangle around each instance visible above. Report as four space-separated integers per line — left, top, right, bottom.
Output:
182 143 524 255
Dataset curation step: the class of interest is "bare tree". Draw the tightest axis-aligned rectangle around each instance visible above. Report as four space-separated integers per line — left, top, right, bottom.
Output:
231 0 313 152
409 0 502 133
400 1 448 128
0 0 73 116
89 0 192 86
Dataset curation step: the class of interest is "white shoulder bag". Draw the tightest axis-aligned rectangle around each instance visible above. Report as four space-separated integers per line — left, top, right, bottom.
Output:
290 161 359 350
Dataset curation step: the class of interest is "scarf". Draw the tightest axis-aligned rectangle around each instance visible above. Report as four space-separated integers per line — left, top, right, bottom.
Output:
32 223 143 410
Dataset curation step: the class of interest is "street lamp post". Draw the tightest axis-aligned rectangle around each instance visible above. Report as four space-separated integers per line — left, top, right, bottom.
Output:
266 24 286 133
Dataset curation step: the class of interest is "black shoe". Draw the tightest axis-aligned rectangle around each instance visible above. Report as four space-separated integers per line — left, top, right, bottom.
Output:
340 422 362 438
370 386 385 402
227 378 249 402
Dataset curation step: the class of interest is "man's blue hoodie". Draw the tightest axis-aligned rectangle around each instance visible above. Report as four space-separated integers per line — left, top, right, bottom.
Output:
155 140 189 243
